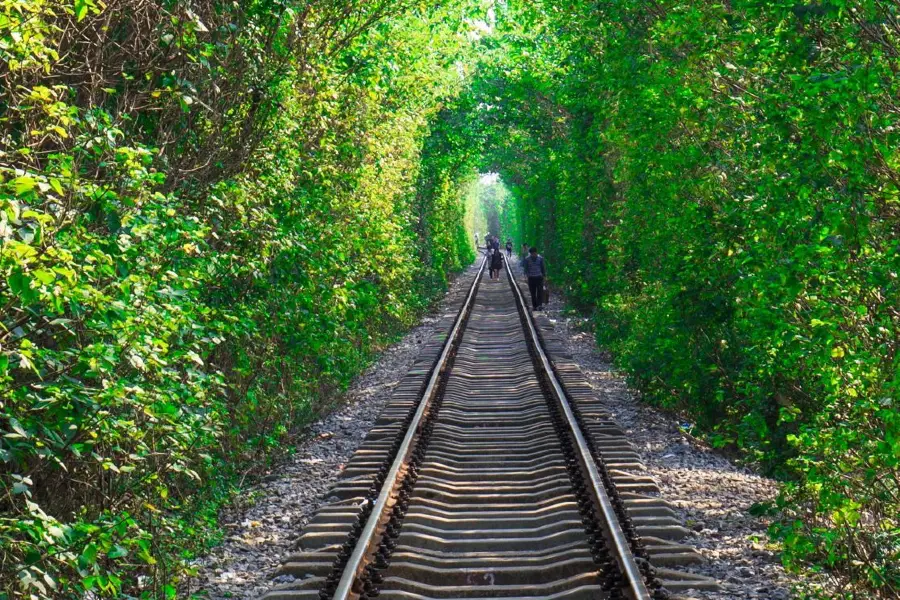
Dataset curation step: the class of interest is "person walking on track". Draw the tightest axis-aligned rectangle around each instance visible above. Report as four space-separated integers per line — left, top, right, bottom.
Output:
474 232 479 248
506 238 513 258
490 240 504 279
523 247 546 311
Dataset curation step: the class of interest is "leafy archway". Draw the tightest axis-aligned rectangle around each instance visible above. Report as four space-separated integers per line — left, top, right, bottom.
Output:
2 0 898 597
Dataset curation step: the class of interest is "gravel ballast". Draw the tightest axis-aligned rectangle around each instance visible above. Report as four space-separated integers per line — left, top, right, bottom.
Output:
187 265 479 599
531 272 799 600
191 257 801 600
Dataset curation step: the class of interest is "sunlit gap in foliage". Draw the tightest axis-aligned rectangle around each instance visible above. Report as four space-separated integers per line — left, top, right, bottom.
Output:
464 173 522 250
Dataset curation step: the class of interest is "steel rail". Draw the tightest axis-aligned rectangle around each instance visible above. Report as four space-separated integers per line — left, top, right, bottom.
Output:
503 257 652 600
331 254 488 600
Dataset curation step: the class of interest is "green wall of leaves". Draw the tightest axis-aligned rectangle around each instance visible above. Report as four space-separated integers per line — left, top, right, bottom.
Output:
3 0 900 598
0 1 482 596
470 2 899 596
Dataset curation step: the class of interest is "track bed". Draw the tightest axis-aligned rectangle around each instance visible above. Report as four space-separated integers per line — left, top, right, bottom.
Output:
264 259 718 600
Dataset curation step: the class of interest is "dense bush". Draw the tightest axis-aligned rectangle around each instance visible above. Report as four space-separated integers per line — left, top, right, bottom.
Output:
0 1 478 596
462 1 899 596
4 0 898 597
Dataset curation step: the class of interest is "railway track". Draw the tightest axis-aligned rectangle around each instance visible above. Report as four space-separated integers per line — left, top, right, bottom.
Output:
265 257 718 600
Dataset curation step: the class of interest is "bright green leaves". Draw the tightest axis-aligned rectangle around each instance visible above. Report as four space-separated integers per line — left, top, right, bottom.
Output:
12 175 36 195
73 0 89 22
6 268 36 303
471 1 900 596
78 543 99 572
1 1 484 598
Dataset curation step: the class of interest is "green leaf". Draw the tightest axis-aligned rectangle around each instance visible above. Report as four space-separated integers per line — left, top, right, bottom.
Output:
75 0 89 21
8 418 29 439
79 543 98 569
7 270 37 303
32 269 55 285
13 176 36 196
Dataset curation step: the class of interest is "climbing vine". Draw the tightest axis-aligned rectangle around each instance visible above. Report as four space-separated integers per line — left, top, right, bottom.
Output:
3 0 898 598
468 2 899 597
1 1 480 596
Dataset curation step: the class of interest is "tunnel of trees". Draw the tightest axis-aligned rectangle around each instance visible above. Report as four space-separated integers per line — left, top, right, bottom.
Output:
1 1 898 597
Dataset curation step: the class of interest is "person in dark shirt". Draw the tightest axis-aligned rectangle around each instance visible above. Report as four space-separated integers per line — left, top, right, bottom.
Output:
490 242 503 278
505 238 513 257
522 247 546 310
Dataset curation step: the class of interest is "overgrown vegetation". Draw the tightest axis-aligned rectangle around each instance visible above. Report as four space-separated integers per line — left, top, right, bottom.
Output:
461 2 899 597
477 175 520 247
3 0 898 598
1 1 480 596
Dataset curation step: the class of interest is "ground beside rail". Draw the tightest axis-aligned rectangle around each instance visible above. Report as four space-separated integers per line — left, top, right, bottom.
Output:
515 258 798 600
185 263 481 599
189 257 801 600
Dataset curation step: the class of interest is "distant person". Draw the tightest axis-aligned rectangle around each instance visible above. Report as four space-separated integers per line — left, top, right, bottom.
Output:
506 238 513 258
490 241 503 279
523 247 546 311
521 242 528 257
474 232 479 248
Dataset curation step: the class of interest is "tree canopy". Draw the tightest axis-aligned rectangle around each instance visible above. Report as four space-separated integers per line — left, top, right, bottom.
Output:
1 1 897 598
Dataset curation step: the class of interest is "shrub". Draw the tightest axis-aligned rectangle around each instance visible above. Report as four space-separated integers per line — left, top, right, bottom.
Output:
466 1 900 596
1 1 478 596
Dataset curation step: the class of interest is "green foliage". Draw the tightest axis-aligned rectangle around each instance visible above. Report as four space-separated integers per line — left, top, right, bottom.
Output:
463 179 488 251
453 1 900 596
477 176 521 246
1 1 482 597
4 0 898 597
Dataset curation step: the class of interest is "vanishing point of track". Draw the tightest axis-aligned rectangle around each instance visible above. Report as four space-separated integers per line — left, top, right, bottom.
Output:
265 256 718 600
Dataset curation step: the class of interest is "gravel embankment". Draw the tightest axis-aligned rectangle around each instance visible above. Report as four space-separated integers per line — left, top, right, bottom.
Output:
191 257 800 600
187 265 479 599
534 278 798 600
